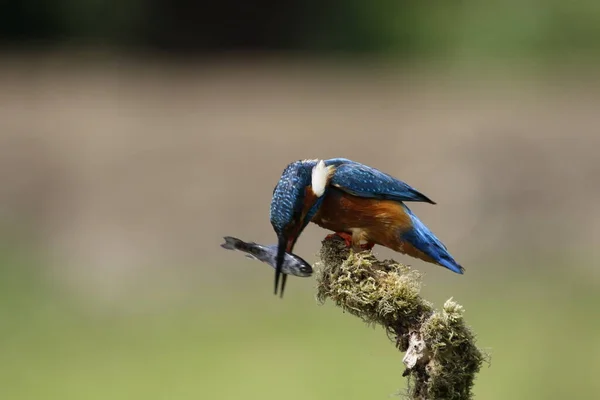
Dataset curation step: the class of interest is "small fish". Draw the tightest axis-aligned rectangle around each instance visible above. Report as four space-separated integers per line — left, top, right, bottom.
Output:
220 236 313 278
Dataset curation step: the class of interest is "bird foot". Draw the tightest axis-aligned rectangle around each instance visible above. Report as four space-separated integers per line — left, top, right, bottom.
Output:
325 232 353 248
325 232 375 251
359 242 375 251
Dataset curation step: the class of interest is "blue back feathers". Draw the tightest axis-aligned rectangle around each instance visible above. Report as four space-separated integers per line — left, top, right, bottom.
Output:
325 159 436 204
271 158 436 235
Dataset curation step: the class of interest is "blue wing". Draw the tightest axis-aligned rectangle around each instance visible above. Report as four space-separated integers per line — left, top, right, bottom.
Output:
327 161 436 204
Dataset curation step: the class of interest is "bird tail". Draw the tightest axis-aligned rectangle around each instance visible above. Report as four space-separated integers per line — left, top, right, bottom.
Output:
400 205 465 274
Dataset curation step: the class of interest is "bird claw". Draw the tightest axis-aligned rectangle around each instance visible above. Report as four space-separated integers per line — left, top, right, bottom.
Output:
359 242 375 251
325 232 354 248
325 232 375 251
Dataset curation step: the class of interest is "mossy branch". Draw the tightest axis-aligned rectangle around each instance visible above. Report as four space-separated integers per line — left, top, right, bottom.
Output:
314 236 486 400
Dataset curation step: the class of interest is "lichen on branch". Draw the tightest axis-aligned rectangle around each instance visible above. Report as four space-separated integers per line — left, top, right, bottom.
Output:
314 236 486 400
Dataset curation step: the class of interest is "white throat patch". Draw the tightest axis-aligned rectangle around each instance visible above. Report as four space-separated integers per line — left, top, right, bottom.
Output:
311 160 328 197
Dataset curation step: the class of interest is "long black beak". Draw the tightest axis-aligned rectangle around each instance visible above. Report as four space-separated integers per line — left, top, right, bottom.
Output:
274 235 287 297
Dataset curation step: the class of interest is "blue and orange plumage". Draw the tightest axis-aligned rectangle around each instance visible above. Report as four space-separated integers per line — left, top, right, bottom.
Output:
269 158 464 297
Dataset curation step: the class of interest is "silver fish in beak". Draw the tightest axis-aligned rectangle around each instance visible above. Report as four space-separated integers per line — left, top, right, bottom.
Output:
220 236 313 278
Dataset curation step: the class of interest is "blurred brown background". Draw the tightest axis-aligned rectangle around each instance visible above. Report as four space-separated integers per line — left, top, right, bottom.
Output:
0 2 599 399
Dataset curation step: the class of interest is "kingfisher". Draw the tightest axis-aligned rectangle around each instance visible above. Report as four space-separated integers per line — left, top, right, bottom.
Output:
269 158 464 297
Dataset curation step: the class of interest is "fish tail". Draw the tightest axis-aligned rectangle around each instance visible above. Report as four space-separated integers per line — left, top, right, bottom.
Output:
221 236 247 251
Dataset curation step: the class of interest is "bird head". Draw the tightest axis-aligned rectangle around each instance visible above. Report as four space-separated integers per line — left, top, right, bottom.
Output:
270 159 331 296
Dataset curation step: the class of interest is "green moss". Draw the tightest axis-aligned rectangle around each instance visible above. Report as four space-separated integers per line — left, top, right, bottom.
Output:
315 236 487 400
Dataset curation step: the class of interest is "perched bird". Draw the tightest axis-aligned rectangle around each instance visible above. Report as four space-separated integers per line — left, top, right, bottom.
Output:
270 158 464 297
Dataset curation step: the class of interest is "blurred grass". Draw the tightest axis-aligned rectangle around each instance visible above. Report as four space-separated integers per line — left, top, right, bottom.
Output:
1 246 599 400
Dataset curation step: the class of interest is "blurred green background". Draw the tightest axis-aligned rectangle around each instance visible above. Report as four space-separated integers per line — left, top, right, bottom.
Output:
1 1 600 399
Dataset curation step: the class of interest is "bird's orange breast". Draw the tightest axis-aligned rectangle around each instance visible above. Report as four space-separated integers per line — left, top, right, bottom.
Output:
312 188 413 247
